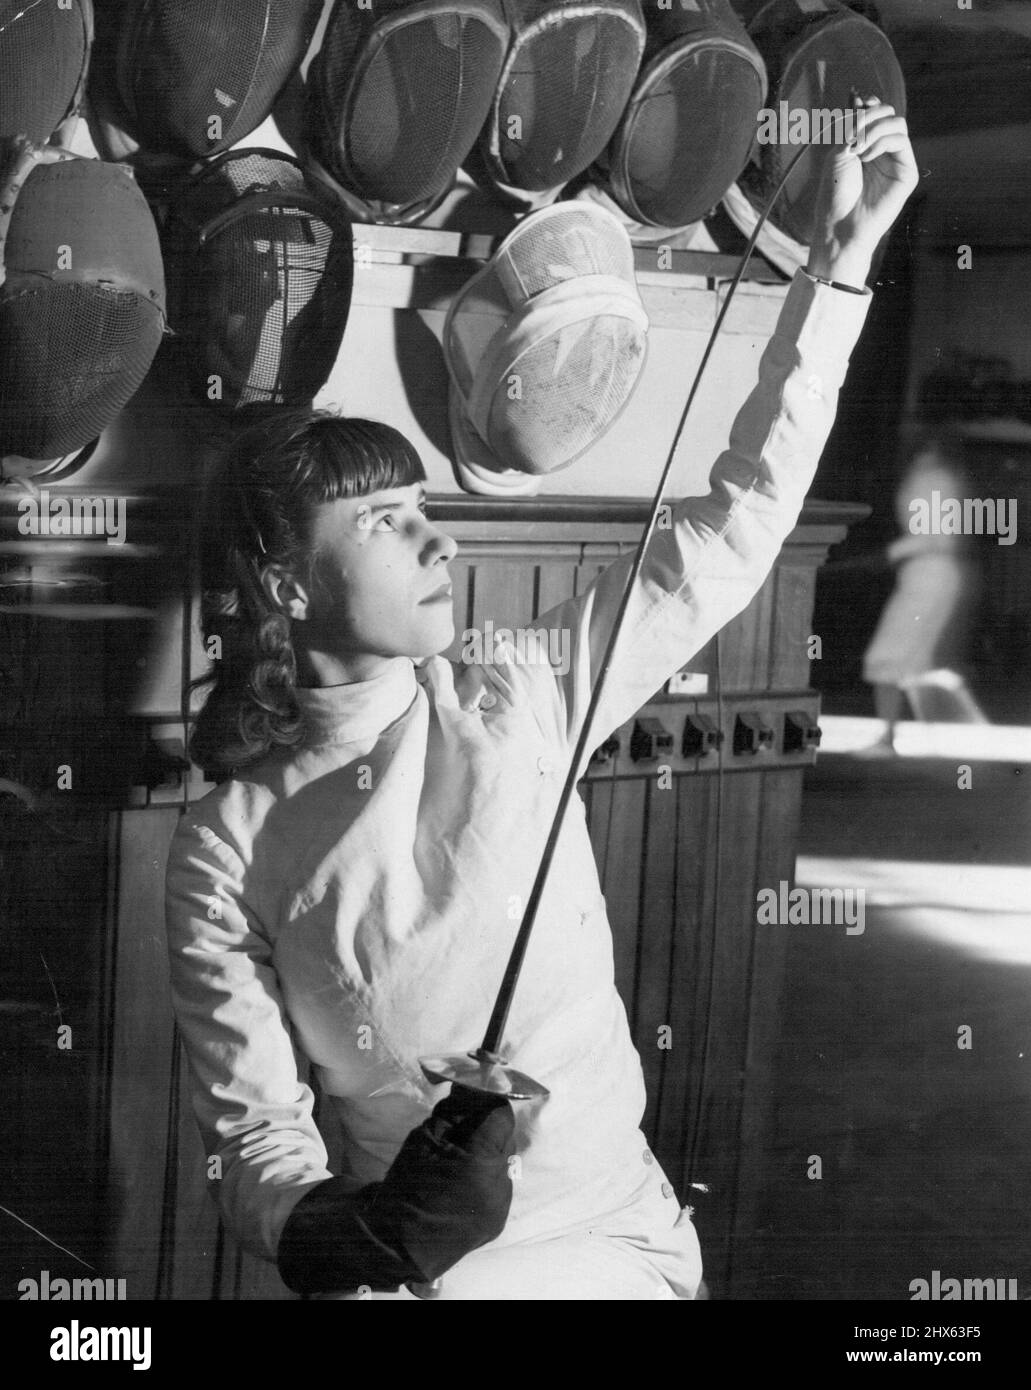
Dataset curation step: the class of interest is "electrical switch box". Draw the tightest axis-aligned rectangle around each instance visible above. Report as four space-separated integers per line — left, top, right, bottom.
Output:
631 717 674 762
733 711 774 756
681 712 724 757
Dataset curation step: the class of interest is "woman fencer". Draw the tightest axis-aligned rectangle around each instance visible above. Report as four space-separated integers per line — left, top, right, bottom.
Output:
165 101 918 1300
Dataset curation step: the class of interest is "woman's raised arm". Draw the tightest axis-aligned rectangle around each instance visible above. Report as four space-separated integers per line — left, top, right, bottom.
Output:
528 102 919 760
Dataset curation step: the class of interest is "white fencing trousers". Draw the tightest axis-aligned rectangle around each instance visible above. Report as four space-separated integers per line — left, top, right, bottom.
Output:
313 1202 703 1301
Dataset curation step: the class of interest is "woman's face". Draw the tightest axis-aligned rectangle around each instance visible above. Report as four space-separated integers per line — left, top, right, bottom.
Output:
291 482 458 678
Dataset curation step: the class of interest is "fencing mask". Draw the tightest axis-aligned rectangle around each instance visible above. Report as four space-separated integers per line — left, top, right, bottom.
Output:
0 141 166 469
444 203 649 495
161 148 354 410
88 0 321 163
0 0 93 147
475 0 646 196
598 0 767 229
306 0 510 222
730 0 906 250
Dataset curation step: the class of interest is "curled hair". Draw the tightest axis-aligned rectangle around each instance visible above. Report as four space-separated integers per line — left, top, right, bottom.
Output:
190 407 425 777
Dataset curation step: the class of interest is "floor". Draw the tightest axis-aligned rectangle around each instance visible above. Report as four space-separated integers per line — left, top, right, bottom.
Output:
738 724 1031 1300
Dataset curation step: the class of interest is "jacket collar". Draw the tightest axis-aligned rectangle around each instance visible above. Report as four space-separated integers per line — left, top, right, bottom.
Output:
294 657 418 745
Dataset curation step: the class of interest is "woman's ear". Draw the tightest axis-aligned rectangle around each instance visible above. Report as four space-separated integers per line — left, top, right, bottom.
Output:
260 565 311 621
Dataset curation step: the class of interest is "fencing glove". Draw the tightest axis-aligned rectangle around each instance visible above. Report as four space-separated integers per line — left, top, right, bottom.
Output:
277 1087 516 1295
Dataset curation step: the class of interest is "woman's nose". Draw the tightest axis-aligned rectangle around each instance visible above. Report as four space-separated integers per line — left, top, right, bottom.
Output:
424 522 458 566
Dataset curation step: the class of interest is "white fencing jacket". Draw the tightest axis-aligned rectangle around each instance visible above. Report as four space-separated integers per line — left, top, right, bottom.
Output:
165 272 870 1299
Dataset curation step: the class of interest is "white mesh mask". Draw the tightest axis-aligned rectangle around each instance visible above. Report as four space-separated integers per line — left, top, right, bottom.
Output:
443 203 648 494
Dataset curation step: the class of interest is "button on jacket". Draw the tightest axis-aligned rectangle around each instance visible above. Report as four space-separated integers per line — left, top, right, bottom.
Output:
164 272 870 1298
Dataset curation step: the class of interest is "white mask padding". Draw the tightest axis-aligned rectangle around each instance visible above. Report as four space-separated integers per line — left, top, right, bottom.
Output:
444 204 649 479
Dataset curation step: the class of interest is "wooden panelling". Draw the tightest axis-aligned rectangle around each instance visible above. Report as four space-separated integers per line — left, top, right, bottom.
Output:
580 761 805 1297
720 583 771 691
634 777 679 1143
440 556 591 663
440 559 474 664
535 562 581 622
734 772 807 1254
468 561 537 641
589 777 646 1014
684 774 766 1280
770 561 821 691
659 774 721 1183
107 807 179 1299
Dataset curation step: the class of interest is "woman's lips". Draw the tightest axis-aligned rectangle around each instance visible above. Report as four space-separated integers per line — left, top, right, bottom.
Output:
420 584 453 604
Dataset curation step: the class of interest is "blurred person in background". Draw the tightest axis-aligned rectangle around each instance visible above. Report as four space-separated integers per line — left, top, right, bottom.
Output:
862 430 986 753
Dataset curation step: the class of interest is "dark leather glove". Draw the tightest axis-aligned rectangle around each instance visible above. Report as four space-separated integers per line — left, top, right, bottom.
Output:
277 1087 516 1295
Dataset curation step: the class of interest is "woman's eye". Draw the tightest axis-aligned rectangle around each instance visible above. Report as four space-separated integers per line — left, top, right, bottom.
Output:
373 514 397 531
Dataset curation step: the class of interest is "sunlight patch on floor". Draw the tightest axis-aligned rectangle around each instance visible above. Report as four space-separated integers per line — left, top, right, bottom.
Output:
797 855 1031 965
817 716 1031 762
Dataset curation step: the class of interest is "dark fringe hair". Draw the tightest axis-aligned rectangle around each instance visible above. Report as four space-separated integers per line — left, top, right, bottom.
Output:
190 407 425 778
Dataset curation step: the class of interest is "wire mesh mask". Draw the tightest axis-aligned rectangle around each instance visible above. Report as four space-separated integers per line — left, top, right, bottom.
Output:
307 0 510 222
0 144 166 462
92 0 321 161
735 0 906 246
162 149 354 410
0 0 93 146
444 203 648 490
476 0 646 195
599 0 766 228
